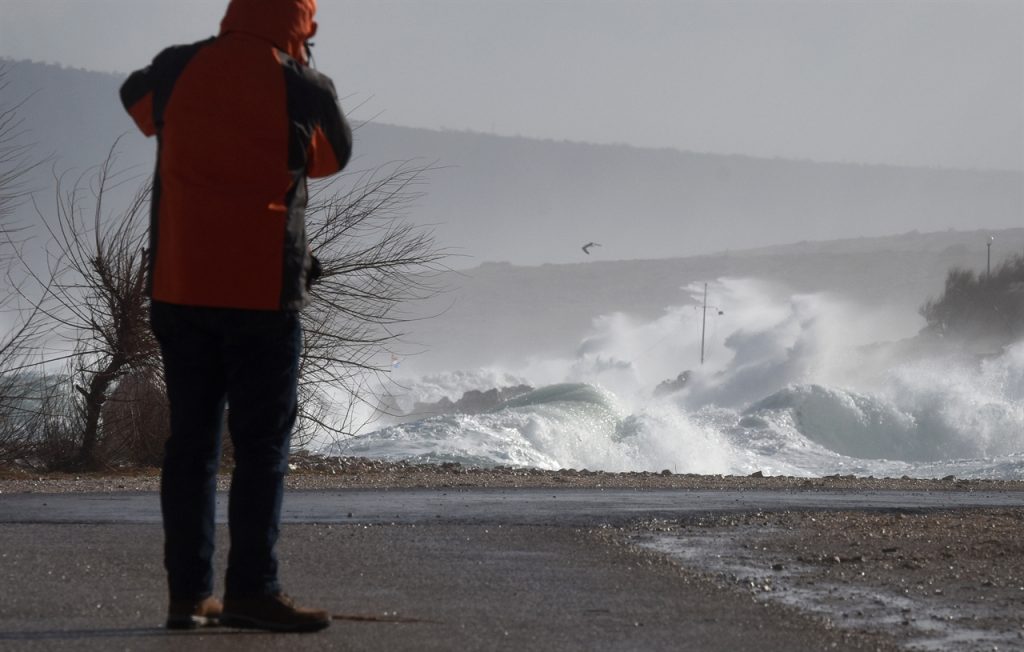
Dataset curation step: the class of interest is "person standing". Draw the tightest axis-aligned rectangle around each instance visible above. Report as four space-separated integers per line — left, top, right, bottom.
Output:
120 0 351 632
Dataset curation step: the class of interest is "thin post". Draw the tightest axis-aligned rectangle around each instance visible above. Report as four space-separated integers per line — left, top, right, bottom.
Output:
700 283 708 365
987 237 993 279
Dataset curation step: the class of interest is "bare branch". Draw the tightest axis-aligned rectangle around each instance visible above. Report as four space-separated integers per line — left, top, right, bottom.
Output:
298 160 451 446
21 144 158 470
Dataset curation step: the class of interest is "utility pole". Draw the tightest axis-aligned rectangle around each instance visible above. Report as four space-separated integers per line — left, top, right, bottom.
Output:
699 283 724 365
701 283 708 365
987 236 994 279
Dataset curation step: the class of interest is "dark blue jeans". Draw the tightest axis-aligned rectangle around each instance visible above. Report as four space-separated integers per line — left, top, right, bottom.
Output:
150 301 301 600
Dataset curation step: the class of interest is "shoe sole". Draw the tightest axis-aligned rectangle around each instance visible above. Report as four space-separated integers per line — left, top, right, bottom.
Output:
220 613 330 633
166 615 220 630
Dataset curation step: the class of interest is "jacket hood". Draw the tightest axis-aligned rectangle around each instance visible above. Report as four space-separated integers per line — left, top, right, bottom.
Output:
220 0 317 62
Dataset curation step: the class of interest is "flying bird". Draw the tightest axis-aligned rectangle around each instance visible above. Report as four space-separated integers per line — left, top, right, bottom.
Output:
581 242 601 255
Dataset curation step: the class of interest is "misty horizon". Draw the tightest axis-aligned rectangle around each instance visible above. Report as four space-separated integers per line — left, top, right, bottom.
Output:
1 0 1021 172
5 58 1021 269
6 52 1023 175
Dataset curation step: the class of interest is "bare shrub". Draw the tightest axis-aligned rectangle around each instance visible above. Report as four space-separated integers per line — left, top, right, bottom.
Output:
23 146 160 470
299 160 448 446
11 145 446 469
25 374 82 471
0 64 48 466
100 368 169 468
0 374 43 466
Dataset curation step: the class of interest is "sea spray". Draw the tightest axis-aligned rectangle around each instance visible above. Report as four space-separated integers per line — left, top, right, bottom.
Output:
332 278 1024 479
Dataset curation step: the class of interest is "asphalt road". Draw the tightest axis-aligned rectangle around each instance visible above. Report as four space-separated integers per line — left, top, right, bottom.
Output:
1 488 1019 651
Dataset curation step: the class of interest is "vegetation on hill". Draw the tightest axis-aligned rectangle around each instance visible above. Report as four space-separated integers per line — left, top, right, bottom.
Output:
920 254 1024 345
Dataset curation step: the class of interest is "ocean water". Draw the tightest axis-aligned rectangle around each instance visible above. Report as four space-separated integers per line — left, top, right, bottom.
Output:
328 279 1024 479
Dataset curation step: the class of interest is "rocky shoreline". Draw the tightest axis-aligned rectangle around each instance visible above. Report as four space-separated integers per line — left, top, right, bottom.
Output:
3 453 1023 494
621 508 1024 650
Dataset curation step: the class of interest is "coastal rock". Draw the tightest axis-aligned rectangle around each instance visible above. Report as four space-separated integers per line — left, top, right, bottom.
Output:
402 385 534 421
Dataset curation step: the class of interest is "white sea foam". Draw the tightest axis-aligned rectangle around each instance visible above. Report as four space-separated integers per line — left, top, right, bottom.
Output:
329 278 1024 479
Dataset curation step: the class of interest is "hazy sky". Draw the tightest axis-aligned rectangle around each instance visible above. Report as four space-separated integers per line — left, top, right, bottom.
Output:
2 0 1022 171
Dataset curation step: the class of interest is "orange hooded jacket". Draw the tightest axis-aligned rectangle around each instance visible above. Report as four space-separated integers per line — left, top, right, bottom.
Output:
120 0 352 311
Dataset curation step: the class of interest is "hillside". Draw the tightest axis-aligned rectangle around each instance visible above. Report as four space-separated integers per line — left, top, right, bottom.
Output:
4 58 1022 267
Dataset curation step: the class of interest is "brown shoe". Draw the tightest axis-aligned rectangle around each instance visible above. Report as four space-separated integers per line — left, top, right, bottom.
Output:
166 595 223 630
221 593 331 633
